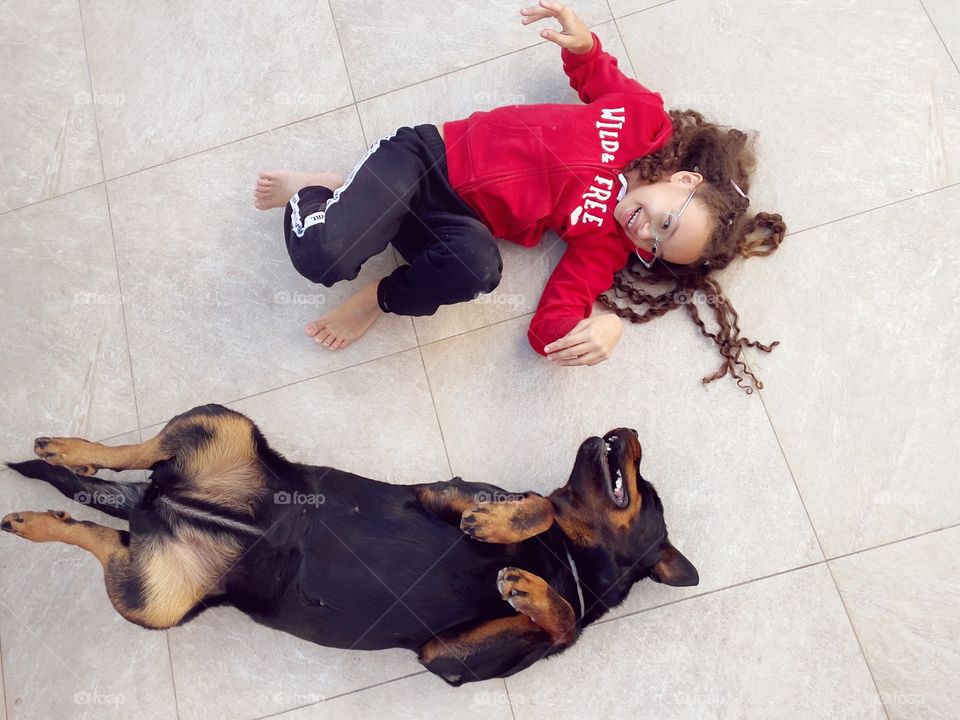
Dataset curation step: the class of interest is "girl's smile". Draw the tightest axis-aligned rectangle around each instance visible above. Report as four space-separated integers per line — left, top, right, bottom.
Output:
615 170 715 265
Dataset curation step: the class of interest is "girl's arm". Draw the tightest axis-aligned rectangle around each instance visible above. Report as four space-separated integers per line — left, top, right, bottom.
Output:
527 239 626 365
522 1 663 102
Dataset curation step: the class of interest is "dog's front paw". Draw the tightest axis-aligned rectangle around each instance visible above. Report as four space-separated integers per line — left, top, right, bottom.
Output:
496 567 548 617
34 437 97 475
1 510 73 542
496 566 576 644
460 503 513 543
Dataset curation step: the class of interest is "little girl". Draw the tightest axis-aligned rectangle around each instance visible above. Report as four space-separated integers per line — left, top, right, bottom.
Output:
254 1 785 392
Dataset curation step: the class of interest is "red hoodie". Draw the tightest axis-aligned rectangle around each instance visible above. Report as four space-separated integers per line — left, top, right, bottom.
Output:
442 33 673 355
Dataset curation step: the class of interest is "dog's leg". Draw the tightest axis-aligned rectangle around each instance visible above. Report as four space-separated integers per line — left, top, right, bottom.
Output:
0 509 223 629
6 460 147 520
418 567 578 685
459 495 556 544
32 434 170 476
416 479 554 540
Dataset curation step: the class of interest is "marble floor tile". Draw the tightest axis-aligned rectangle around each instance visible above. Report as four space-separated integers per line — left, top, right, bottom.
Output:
271 672 512 720
616 0 960 232
226 349 449 483
831 526 960 720
506 565 885 719
608 0 669 19
722 185 960 557
0 186 138 460
80 0 353 178
421 311 822 616
0 0 102 213
922 0 960 63
357 22 626 344
107 108 418 428
168 606 421 720
330 0 612 100
0 453 177 720
166 351 450 720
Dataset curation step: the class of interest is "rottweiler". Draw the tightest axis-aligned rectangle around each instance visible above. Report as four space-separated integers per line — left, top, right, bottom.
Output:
2 403 697 685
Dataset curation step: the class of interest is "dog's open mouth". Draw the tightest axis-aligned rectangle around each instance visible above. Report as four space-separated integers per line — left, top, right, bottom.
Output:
601 434 629 508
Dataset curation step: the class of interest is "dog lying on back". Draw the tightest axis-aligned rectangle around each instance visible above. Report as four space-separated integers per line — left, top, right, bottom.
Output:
2 404 697 685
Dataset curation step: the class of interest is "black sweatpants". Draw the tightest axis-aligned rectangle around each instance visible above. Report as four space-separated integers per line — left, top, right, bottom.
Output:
283 124 502 316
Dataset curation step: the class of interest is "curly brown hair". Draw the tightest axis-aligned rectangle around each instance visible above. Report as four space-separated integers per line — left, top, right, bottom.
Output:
598 109 787 394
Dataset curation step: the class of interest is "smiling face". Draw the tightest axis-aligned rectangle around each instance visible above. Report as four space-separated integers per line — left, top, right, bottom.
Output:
614 170 716 265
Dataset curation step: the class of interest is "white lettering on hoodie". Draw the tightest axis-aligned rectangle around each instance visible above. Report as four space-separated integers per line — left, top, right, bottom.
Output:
567 107 627 228
569 175 614 228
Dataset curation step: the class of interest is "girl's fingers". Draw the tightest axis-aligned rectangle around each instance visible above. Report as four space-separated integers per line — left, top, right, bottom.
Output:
548 341 592 361
557 351 593 367
541 29 573 47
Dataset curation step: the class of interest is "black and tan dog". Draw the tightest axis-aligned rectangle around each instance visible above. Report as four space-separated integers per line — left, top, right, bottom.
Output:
2 404 697 685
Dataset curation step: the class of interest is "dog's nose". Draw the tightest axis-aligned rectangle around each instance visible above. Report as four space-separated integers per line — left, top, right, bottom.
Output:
1 520 12 532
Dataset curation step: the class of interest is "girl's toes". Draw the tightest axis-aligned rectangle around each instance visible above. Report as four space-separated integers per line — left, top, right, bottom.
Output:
317 331 336 347
305 320 325 337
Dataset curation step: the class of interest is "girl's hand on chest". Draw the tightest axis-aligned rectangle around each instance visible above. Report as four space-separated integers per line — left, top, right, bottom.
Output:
545 313 623 366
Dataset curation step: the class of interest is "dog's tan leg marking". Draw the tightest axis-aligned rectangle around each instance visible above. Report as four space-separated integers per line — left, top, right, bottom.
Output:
418 614 542 666
460 496 556 544
0 509 234 629
33 435 169 475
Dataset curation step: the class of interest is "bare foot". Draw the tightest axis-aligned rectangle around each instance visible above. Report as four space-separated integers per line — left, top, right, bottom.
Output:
305 282 383 350
254 170 344 210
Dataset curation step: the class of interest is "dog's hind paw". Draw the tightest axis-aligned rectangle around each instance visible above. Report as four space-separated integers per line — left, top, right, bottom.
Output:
1 509 73 541
33 437 98 476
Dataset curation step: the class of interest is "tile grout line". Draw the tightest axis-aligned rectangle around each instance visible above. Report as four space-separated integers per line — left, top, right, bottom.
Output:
826 520 960 564
594 516 960 626
503 677 519 720
163 631 181 720
417 345 456 479
0 631 10 720
0 16 638 220
250 670 429 720
753 387 892 720
74 0 144 438
74 5 172 720
918 0 960 76
324 0 361 109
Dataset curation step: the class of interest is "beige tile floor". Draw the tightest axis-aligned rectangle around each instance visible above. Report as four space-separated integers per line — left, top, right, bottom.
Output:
1 0 958 718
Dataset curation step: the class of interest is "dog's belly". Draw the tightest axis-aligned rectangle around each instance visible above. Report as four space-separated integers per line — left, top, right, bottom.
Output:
260 513 518 650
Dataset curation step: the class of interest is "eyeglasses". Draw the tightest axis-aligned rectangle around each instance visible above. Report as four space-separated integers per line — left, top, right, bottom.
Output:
635 184 698 269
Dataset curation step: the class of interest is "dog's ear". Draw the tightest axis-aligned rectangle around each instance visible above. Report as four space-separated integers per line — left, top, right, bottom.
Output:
650 542 699 587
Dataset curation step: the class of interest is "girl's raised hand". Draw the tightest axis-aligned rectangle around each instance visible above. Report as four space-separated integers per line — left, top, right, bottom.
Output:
520 1 594 54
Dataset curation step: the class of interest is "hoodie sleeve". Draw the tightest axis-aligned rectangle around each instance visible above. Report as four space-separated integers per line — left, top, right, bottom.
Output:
562 32 662 104
527 236 629 356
